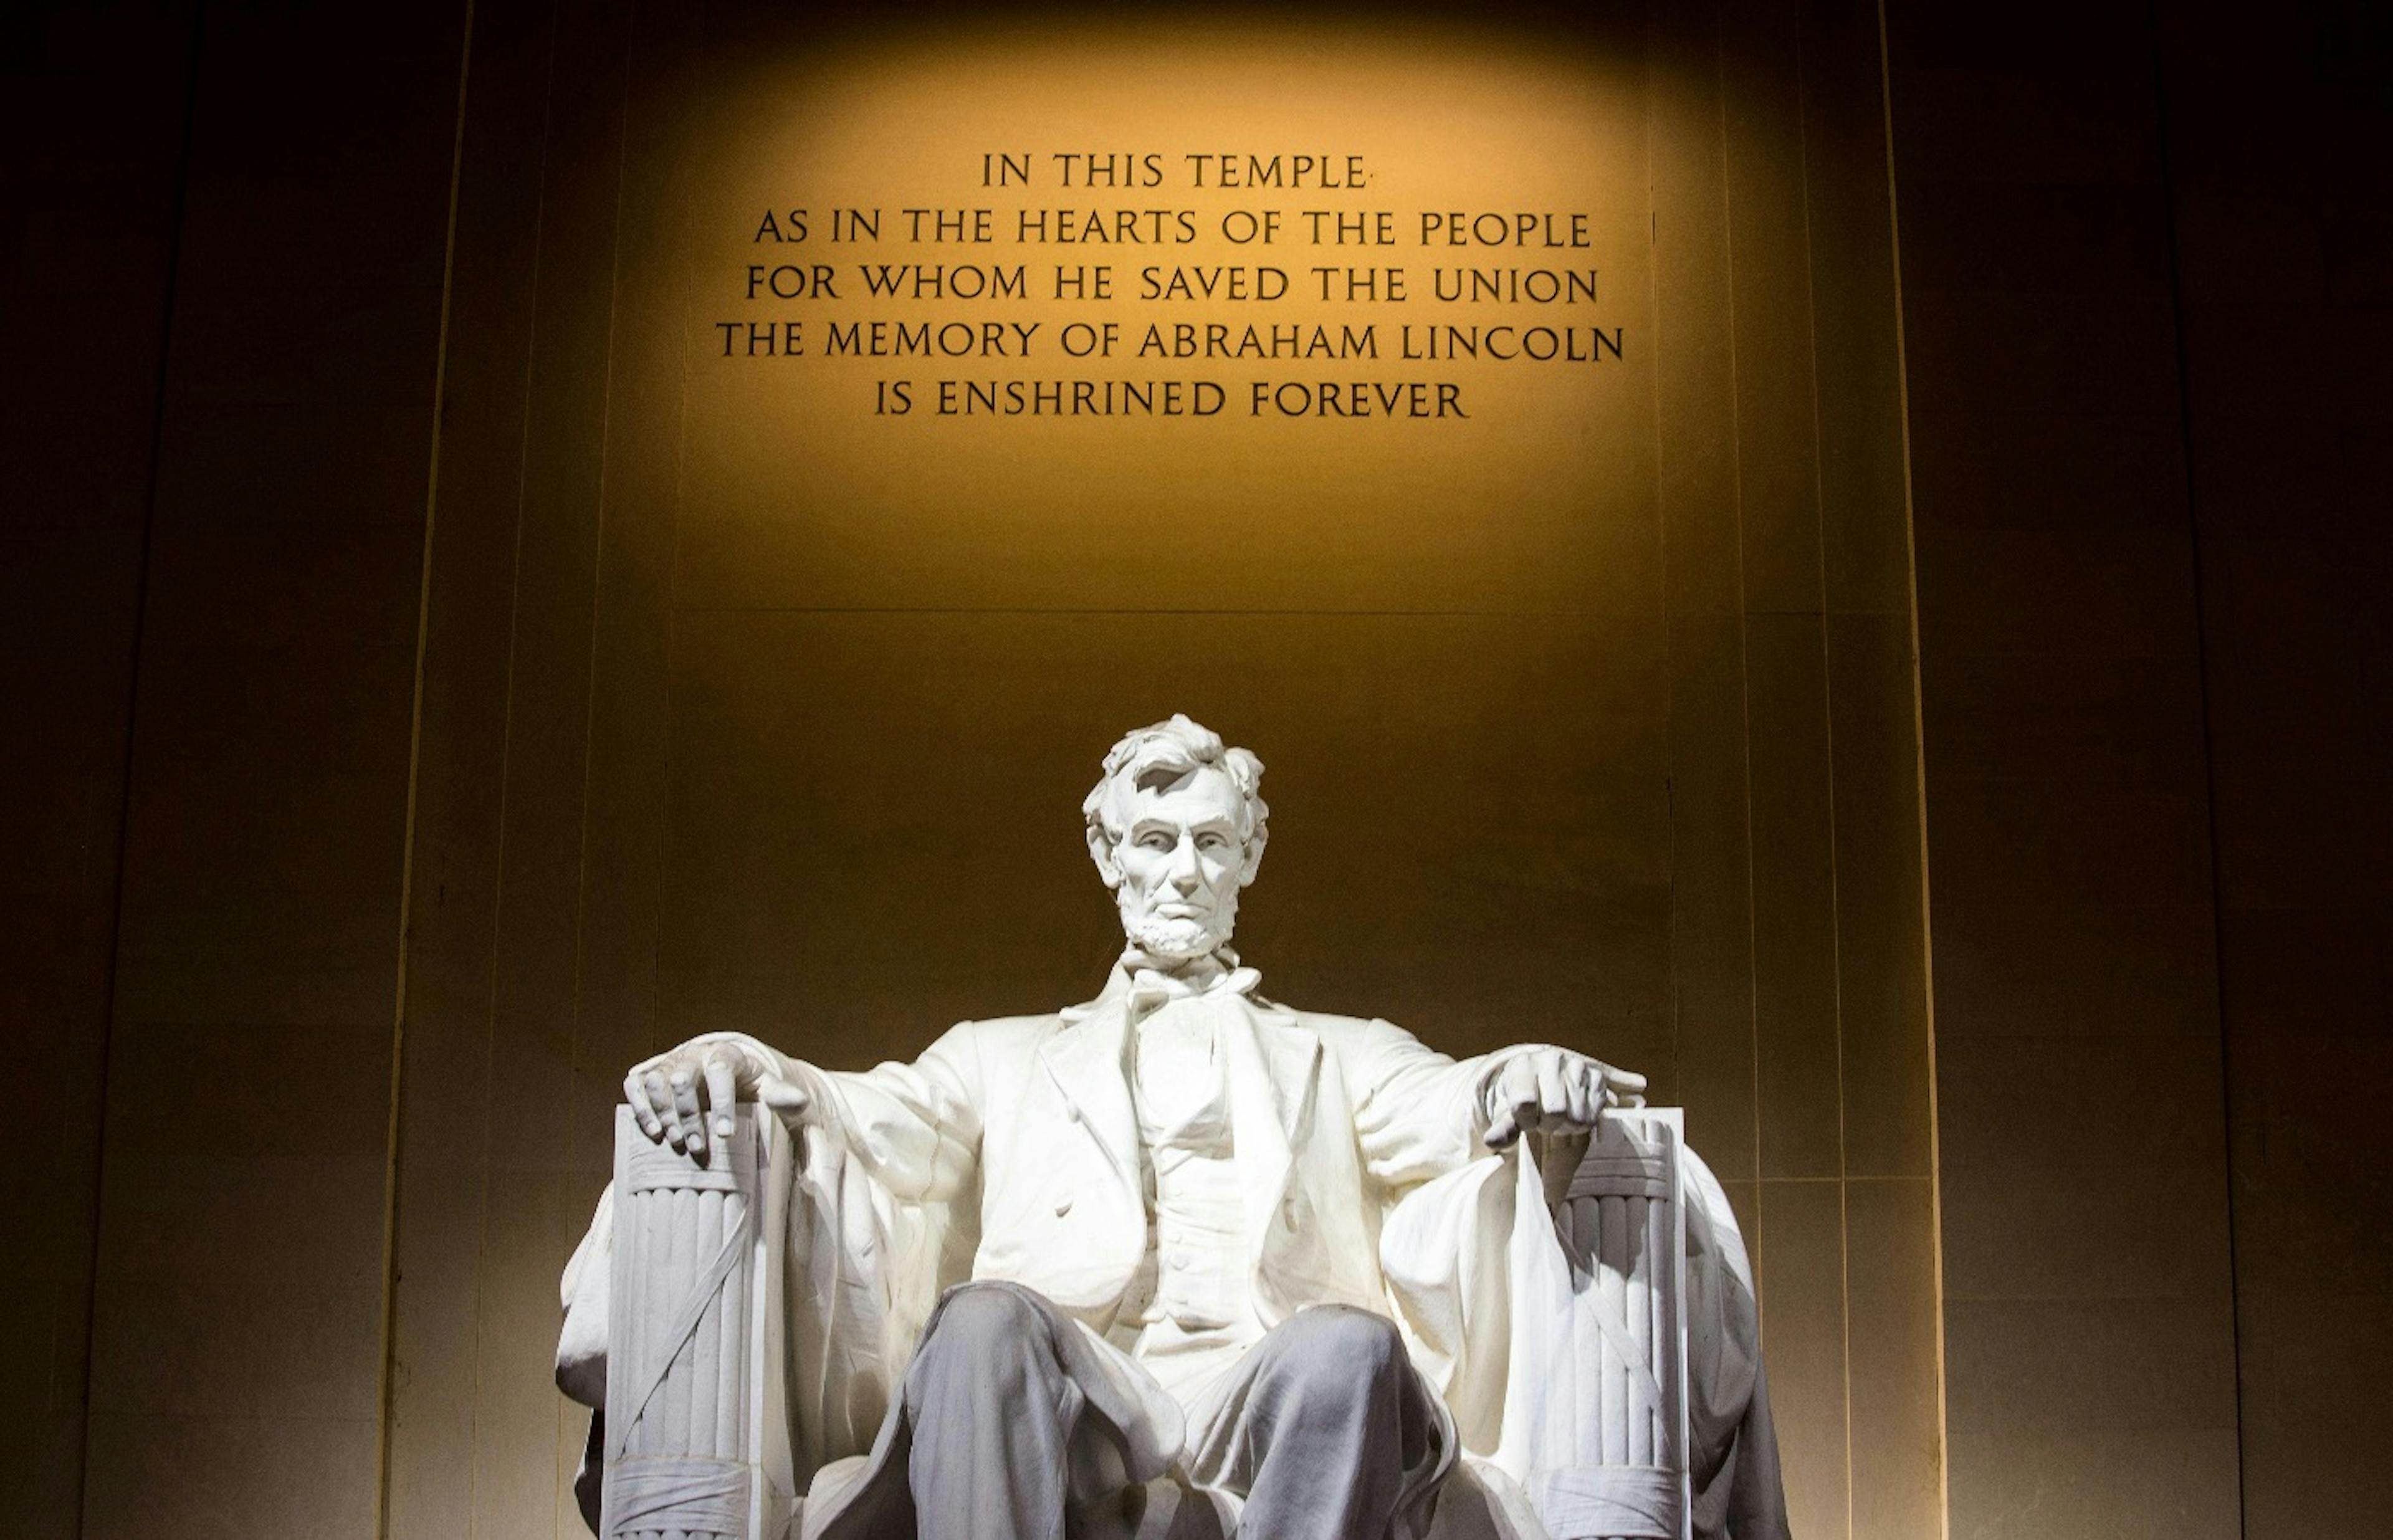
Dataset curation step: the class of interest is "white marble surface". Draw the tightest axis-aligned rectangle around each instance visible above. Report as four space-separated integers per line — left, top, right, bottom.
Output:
565 717 1789 1539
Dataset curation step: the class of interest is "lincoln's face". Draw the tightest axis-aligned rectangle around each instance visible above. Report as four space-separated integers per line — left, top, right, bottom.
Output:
1106 764 1249 962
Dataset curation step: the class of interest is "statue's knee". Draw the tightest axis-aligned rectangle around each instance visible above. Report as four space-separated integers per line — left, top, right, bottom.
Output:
913 1284 1054 1398
1275 1305 1405 1394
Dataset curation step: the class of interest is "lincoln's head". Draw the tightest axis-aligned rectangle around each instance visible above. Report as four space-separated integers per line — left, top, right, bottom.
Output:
1082 714 1269 963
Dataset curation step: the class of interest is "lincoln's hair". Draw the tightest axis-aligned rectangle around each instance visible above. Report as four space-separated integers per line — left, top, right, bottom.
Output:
1082 714 1269 879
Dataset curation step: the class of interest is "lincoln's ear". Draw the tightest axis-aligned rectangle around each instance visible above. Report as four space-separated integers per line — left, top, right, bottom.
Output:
1238 829 1267 887
1086 824 1124 887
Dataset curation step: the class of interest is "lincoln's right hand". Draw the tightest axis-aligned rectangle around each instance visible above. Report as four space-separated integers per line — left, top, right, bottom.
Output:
623 1031 814 1158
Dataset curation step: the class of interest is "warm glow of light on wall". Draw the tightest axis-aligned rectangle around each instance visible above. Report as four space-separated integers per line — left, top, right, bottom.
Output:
675 12 1670 620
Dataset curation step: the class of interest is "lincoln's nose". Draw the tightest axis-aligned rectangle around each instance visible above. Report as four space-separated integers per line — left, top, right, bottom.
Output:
1169 837 1203 895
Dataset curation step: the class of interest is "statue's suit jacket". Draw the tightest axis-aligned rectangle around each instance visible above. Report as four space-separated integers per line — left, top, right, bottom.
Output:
800 964 1494 1341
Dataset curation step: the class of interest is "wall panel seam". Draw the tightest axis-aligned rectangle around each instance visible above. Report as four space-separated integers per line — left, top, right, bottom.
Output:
2144 6 2248 1535
375 4 480 1536
1777 20 1860 1537
460 2 570 1531
1873 2 1951 1535
74 5 210 1533
1709 12 1767 1346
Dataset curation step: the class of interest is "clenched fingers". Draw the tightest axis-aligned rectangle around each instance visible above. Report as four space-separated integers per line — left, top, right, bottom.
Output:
1536 1058 1572 1127
1564 1063 1597 1127
1485 1056 1541 1148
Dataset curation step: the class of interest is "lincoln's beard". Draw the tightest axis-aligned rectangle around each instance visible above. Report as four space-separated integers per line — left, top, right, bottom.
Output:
1119 887 1239 963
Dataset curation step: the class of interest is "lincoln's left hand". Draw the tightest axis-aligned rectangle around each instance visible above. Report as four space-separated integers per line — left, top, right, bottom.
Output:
1479 1047 1648 1149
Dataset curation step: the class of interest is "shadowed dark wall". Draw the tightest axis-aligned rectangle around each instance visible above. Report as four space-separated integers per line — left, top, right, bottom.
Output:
5 4 466 1536
1886 2 2392 1536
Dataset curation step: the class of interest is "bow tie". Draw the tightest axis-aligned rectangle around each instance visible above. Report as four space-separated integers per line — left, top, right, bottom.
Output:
1124 959 1263 1023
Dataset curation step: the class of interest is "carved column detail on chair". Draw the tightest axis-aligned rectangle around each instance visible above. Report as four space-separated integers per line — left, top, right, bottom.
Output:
604 1107 795 1540
1514 1109 1691 1540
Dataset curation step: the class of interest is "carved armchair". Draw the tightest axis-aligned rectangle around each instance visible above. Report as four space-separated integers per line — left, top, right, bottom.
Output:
585 1107 1701 1540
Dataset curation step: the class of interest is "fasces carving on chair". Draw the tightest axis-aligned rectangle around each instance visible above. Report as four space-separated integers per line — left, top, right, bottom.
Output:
559 716 1790 1540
